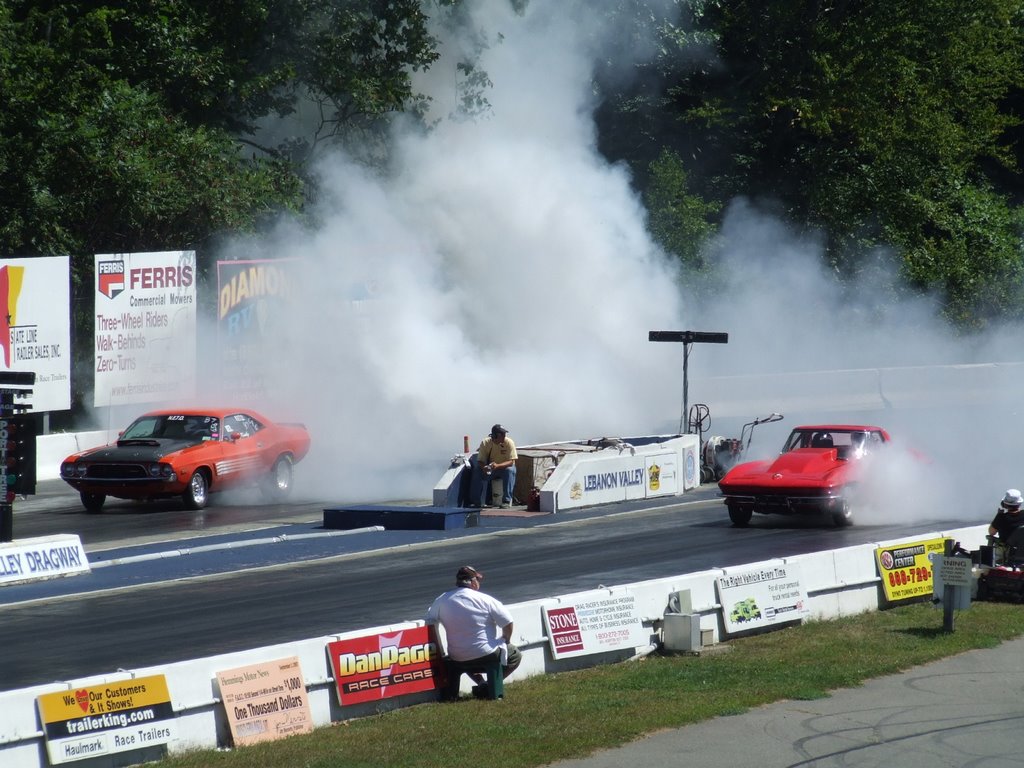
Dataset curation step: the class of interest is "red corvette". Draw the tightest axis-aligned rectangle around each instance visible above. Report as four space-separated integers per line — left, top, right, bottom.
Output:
60 408 311 513
718 424 891 528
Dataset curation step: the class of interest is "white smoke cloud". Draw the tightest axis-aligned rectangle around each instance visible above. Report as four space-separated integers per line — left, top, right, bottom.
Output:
207 0 1022 523
214 0 686 501
694 199 1024 525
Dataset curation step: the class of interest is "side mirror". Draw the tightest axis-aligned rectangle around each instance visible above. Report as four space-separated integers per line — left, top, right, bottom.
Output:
229 432 242 442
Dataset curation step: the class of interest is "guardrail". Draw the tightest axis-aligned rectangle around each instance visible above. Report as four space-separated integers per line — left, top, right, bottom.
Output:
36 431 119 482
0 523 987 768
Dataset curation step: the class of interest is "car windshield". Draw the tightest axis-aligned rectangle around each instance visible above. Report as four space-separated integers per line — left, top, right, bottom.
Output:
783 429 884 454
121 414 221 442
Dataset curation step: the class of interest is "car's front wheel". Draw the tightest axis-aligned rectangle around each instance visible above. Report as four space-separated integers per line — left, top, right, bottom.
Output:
832 487 858 527
81 492 106 514
182 470 209 510
727 501 752 527
832 501 854 527
261 456 293 502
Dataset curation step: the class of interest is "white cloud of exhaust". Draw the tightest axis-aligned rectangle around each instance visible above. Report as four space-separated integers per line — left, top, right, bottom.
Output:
205 0 1022 523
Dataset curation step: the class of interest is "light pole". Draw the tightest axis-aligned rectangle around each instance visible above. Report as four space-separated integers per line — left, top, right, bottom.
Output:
648 331 729 434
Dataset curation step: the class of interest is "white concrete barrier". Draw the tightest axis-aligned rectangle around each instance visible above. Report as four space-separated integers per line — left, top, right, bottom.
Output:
37 431 118 482
0 523 989 768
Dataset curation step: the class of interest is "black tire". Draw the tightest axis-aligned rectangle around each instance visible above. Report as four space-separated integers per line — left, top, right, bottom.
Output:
81 492 106 514
832 502 854 527
832 488 857 527
261 456 293 502
727 502 752 527
182 470 209 510
976 576 990 602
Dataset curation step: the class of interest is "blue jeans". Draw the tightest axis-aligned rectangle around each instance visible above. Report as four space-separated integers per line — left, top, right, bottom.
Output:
470 457 517 506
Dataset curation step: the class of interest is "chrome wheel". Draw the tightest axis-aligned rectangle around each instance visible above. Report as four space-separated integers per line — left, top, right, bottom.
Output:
262 456 293 501
182 470 209 510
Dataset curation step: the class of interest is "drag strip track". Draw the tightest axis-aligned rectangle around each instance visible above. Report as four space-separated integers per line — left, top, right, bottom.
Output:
0 484 982 692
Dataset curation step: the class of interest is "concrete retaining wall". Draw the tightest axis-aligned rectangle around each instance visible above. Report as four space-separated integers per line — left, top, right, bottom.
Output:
36 431 119 482
0 523 987 768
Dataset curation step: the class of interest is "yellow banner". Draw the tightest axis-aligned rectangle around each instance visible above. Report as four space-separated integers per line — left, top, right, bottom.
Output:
37 675 171 723
875 537 948 602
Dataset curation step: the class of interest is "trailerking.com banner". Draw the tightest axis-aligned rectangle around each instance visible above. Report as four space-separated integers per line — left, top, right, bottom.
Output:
717 562 810 635
35 675 176 764
327 626 442 706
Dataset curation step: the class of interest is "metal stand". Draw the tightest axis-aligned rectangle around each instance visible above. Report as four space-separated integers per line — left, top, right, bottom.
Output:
0 371 36 543
648 331 728 434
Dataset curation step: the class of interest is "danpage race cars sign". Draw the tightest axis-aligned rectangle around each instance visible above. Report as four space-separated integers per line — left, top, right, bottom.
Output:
327 626 442 706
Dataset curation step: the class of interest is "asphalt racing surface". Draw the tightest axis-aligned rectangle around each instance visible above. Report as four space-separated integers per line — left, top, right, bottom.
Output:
0 481 989 694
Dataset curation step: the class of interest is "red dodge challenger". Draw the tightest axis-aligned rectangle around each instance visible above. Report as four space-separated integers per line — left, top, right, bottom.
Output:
60 408 311 513
718 424 891 528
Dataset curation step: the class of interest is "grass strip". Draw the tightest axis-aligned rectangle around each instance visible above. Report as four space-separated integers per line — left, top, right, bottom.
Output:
158 601 1024 768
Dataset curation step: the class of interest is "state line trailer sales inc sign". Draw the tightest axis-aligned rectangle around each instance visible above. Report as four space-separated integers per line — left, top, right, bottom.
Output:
0 256 71 411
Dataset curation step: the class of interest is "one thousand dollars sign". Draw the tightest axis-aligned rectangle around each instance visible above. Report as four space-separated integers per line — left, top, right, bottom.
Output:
36 675 176 764
216 656 312 747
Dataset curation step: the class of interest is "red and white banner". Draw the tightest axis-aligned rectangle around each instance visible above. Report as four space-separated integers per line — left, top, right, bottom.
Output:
542 590 648 660
327 626 442 706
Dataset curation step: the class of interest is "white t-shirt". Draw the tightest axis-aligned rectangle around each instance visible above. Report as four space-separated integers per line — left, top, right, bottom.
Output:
426 587 513 662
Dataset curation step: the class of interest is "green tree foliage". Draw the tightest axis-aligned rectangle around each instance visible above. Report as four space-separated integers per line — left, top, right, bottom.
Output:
0 2 303 263
644 148 719 278
0 0 447 266
599 0 1024 328
725 0 1024 328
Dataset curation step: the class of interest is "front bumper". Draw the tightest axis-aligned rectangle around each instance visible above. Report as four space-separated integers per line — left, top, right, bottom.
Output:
723 492 845 516
61 475 186 499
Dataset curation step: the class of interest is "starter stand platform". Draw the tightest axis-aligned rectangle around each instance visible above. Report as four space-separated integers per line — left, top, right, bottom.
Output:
323 505 479 531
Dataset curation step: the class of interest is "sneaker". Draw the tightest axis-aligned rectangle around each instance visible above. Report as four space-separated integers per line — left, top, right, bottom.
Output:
500 502 512 509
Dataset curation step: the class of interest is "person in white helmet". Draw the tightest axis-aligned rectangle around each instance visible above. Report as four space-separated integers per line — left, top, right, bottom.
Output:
988 489 1024 543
